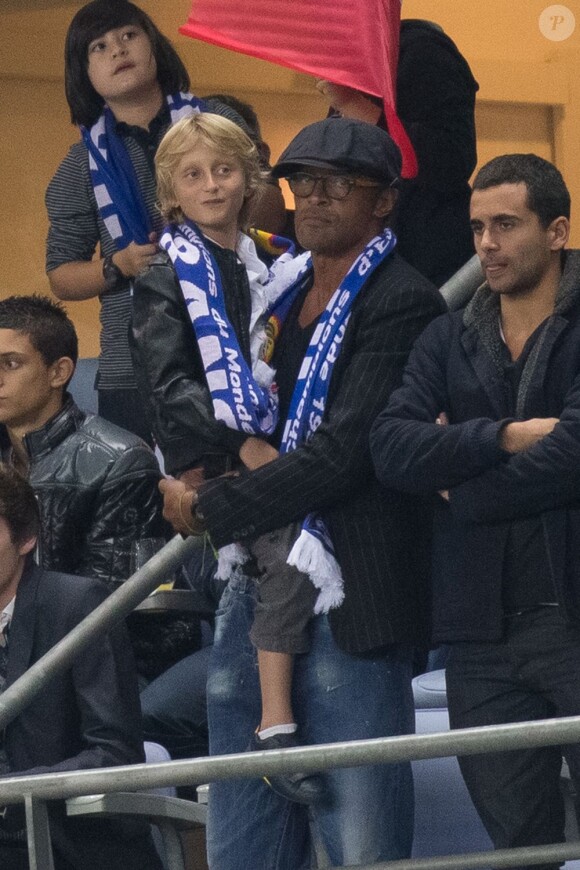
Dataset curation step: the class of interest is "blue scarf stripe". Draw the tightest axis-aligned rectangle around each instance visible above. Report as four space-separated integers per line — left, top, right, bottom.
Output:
281 229 397 457
81 92 207 249
161 222 281 435
280 229 397 568
167 92 205 122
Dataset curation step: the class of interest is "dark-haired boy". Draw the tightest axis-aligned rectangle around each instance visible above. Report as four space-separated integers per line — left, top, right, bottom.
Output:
45 0 253 441
371 153 580 865
0 294 163 587
0 464 162 870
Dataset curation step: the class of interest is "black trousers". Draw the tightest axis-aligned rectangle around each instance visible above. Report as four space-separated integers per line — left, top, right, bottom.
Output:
446 607 580 870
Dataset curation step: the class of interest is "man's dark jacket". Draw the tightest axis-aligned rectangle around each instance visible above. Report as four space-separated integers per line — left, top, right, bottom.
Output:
195 253 446 653
3 561 162 869
0 397 164 587
394 19 479 286
370 250 580 643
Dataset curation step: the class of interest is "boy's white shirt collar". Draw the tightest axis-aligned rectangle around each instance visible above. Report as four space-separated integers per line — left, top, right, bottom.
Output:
235 233 310 385
192 229 310 387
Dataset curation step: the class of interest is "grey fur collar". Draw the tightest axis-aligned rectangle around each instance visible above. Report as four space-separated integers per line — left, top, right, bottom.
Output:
464 249 580 331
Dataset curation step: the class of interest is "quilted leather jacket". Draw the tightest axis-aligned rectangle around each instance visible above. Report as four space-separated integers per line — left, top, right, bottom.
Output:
0 396 165 587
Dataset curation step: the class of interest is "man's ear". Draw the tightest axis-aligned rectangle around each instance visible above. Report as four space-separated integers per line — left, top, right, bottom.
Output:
49 357 75 390
547 215 570 251
373 188 398 221
18 536 37 558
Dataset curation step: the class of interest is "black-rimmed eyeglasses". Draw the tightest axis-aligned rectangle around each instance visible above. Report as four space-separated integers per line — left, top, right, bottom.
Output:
286 172 381 200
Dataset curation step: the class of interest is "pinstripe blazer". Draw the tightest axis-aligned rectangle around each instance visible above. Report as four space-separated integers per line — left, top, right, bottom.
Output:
198 252 446 653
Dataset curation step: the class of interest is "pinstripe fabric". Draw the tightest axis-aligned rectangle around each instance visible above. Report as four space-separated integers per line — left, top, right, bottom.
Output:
198 253 446 653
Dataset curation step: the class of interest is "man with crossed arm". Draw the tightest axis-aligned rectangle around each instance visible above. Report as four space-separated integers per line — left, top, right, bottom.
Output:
371 153 580 868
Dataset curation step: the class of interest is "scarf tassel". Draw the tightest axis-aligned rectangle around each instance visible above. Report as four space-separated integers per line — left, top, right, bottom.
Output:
287 530 345 615
216 543 251 581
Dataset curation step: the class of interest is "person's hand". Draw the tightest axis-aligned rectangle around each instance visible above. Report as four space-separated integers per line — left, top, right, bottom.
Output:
178 467 206 488
114 232 158 278
500 418 559 454
159 478 199 536
315 80 382 123
239 437 279 470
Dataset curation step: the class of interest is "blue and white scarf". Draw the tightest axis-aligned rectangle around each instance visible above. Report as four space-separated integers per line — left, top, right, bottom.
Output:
81 92 206 248
165 224 396 614
281 229 397 612
160 220 310 434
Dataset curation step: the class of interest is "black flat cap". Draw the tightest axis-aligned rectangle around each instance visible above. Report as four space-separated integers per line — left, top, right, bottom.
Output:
272 117 402 187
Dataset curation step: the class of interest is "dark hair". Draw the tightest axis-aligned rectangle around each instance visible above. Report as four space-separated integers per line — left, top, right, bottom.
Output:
65 0 190 127
473 154 570 227
204 94 261 140
0 464 39 544
0 295 78 369
203 93 272 166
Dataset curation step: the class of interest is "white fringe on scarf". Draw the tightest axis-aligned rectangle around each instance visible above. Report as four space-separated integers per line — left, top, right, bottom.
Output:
287 530 344 614
216 538 344 616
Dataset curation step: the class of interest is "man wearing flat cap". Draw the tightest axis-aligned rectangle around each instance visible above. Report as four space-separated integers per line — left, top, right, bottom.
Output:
160 117 445 869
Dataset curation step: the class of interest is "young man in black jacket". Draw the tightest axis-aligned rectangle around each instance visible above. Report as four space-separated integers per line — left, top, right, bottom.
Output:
0 294 164 587
371 153 579 867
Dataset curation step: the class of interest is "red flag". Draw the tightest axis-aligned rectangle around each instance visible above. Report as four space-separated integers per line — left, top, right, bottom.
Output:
180 0 418 178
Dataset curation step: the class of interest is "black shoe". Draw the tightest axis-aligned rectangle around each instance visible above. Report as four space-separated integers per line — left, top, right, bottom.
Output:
249 730 327 805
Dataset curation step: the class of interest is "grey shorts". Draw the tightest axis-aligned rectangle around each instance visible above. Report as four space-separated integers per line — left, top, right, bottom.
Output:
248 522 317 655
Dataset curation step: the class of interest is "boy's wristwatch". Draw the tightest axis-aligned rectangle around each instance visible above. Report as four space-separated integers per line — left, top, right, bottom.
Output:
102 254 125 291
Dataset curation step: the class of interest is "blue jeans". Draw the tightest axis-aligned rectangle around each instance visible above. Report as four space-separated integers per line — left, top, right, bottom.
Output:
206 572 415 870
141 645 212 759
140 546 222 760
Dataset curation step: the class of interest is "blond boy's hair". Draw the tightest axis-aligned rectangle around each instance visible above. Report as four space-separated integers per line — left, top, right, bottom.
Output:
155 113 266 228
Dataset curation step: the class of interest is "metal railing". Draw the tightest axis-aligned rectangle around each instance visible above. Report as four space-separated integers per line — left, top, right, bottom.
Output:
2 715 580 869
2 712 580 801
439 253 483 311
0 535 201 729
1 418 577 869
